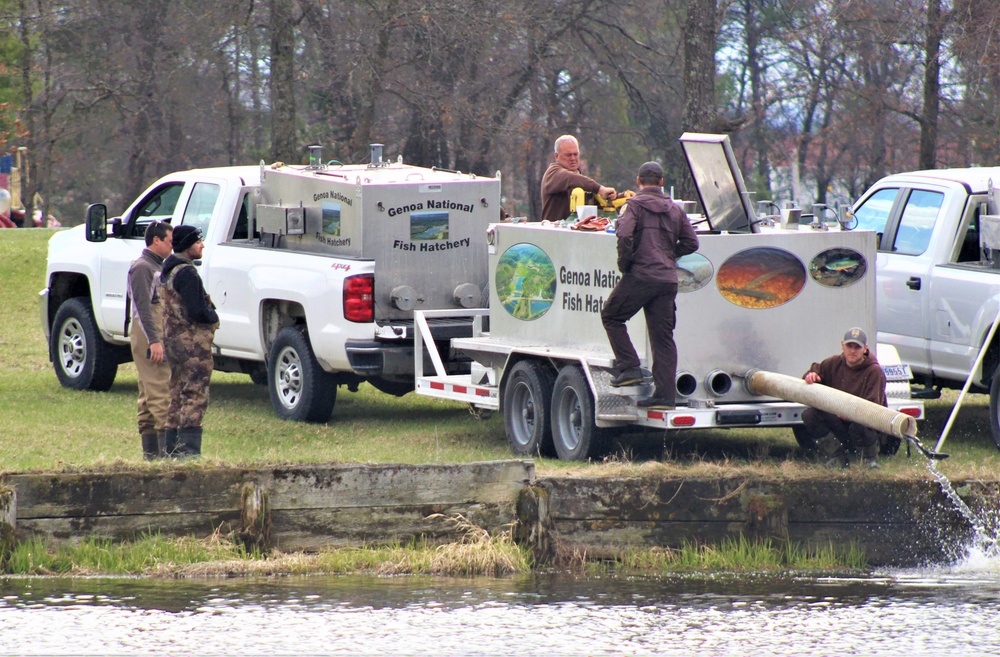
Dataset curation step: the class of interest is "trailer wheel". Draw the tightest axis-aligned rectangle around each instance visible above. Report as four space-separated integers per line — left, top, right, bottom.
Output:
989 367 1000 451
268 326 337 423
50 297 119 391
503 360 555 456
551 365 602 461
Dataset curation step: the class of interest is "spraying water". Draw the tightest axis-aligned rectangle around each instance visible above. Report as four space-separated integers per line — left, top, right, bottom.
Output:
924 458 1000 566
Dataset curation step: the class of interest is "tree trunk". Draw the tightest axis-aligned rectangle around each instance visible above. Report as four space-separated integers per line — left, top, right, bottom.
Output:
678 0 720 200
270 0 297 163
745 0 770 198
919 0 944 170
16 0 36 225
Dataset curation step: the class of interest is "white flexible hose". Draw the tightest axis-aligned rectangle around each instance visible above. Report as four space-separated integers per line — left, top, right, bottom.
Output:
746 370 918 439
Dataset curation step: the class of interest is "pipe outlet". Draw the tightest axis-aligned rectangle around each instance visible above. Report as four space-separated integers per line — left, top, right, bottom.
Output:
705 369 733 396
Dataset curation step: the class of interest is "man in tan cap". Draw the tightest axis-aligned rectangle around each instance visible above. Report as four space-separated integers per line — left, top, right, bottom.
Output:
800 327 894 468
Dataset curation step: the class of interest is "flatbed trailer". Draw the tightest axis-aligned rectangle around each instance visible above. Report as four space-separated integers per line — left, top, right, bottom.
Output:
413 134 923 460
413 226 923 461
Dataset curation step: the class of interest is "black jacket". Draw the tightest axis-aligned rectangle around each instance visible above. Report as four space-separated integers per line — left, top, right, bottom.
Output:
161 254 219 325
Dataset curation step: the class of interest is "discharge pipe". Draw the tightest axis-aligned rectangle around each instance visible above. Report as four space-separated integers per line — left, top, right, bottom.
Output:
742 369 946 459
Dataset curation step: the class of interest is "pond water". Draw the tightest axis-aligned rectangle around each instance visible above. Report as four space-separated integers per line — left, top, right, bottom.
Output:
3 552 999 656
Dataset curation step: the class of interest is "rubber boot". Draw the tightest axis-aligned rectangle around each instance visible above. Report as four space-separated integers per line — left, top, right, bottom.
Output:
175 426 202 458
140 432 159 461
859 434 881 469
156 431 167 459
164 427 179 457
850 423 881 469
818 435 848 469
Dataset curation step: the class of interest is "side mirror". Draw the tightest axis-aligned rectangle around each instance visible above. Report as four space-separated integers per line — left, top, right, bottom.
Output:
85 204 108 242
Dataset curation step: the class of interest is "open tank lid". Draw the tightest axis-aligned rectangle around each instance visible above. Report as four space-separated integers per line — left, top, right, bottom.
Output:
679 132 759 233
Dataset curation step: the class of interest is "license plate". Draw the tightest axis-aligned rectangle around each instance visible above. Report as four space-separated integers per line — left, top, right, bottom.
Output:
882 363 912 381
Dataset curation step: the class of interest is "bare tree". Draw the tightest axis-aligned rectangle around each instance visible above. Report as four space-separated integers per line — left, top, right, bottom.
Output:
677 0 731 198
269 0 298 162
918 0 947 169
951 0 1000 165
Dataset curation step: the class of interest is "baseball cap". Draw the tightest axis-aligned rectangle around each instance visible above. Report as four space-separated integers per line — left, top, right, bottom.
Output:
637 161 664 179
843 327 867 347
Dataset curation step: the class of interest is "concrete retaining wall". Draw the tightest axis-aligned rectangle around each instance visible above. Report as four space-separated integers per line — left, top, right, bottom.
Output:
2 463 997 567
518 475 1000 566
2 461 534 551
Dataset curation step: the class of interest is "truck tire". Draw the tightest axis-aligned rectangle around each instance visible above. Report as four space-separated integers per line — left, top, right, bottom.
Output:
551 365 603 461
50 297 118 391
502 360 555 456
268 326 337 423
989 367 1000 451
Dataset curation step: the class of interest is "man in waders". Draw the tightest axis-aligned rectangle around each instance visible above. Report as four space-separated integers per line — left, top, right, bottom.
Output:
160 225 219 458
126 221 173 459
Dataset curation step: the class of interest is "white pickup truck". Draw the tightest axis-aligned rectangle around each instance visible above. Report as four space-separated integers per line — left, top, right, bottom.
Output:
847 166 1000 448
40 156 498 422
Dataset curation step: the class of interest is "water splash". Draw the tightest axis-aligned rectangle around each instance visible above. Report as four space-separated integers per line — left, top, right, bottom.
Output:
925 459 1000 566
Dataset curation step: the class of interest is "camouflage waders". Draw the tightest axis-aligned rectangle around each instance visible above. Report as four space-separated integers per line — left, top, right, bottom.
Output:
160 260 218 457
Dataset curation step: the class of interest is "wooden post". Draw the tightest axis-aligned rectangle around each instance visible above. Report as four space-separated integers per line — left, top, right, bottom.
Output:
744 491 788 543
515 485 554 565
0 484 15 564
238 482 271 551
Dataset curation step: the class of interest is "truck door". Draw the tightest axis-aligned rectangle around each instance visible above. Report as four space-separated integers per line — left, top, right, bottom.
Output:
205 190 263 358
921 194 993 382
98 182 187 336
866 186 945 373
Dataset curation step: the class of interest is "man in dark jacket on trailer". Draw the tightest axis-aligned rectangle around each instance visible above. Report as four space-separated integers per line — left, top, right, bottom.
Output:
159 225 219 458
800 327 896 468
602 161 699 410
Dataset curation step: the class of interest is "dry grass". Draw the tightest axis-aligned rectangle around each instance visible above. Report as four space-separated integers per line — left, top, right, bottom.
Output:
5 514 531 578
143 516 529 578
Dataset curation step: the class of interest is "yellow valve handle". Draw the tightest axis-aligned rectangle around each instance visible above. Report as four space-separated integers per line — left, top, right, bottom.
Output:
570 188 634 213
596 190 633 210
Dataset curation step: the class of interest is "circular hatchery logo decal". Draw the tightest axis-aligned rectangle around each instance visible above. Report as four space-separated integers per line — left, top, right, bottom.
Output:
809 247 868 287
716 247 806 309
677 253 714 293
495 243 556 320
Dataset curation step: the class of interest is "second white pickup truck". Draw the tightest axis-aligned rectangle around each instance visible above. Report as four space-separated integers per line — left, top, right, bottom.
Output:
41 153 498 422
842 166 1000 449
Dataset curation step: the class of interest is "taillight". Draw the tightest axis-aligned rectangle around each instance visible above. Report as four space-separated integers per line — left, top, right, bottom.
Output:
344 274 374 323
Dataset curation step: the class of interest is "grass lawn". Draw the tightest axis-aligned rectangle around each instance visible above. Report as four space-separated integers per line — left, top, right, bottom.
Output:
3 228 999 479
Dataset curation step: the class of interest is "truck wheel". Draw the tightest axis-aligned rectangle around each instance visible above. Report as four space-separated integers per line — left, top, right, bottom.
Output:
50 297 118 391
268 326 337 423
989 367 1000 451
551 365 602 461
503 360 555 456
